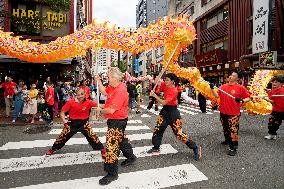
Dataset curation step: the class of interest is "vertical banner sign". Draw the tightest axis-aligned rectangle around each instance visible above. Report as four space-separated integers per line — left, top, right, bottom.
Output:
134 59 139 73
252 0 270 54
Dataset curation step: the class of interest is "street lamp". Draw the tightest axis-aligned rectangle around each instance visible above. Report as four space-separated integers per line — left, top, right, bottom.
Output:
235 61 239 68
225 63 229 69
217 65 221 70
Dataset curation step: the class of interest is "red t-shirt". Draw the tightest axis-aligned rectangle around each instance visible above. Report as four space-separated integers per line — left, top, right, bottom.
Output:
218 83 250 116
159 82 178 106
45 87 54 105
268 86 284 112
62 98 97 120
82 86 90 99
0 82 16 97
104 82 128 119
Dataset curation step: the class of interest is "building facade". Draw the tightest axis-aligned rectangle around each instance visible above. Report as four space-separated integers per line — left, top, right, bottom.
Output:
95 48 120 74
0 0 93 84
135 0 168 77
168 0 284 86
136 0 168 28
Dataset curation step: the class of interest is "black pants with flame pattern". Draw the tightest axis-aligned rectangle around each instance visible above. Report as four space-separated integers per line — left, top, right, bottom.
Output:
104 118 136 176
152 105 196 150
220 113 240 150
268 111 284 135
51 119 104 151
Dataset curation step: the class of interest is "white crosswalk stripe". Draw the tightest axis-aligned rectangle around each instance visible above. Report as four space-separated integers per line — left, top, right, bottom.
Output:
1 117 208 189
139 103 220 117
11 164 208 189
52 119 143 127
1 144 177 173
178 105 213 114
48 125 150 134
0 133 153 151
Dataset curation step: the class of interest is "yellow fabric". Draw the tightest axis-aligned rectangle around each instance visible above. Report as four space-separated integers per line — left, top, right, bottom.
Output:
29 89 38 99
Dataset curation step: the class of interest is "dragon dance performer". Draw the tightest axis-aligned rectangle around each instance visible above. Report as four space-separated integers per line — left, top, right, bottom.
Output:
96 67 137 185
147 73 201 161
210 71 251 156
262 76 284 140
45 88 105 157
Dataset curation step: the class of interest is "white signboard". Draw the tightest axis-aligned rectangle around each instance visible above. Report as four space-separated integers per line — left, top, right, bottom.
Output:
252 0 270 54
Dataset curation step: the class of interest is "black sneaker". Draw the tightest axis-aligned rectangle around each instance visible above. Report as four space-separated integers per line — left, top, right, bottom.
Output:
136 110 141 114
228 149 237 156
121 156 137 167
99 174 118 185
147 148 160 155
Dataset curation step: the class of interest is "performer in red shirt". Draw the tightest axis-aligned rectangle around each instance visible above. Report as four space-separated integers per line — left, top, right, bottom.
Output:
96 67 136 185
45 88 105 157
262 76 284 140
210 71 251 156
147 73 201 161
44 81 55 125
0 77 16 117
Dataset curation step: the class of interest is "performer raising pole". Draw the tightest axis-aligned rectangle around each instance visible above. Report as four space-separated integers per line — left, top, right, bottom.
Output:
95 67 136 185
210 71 251 156
147 73 201 160
262 75 284 140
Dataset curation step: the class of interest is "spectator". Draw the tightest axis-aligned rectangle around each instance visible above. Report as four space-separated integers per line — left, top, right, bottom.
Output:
12 80 25 123
0 77 16 118
22 83 38 123
44 81 54 125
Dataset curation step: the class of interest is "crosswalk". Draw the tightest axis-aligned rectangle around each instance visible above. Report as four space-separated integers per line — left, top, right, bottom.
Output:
140 103 218 117
1 117 208 188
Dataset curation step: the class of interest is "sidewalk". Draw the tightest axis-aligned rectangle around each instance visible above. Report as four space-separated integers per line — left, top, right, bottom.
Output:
0 110 62 127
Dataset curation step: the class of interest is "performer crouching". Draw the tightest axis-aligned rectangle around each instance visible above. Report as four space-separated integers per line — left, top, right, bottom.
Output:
45 88 105 158
147 73 201 161
96 67 137 185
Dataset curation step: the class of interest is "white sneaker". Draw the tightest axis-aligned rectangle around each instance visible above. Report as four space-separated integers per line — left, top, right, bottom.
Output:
12 120 15 123
264 134 277 140
39 118 43 121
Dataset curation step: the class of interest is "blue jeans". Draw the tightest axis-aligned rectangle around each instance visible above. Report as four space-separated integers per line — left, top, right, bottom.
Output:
128 98 136 109
12 97 24 120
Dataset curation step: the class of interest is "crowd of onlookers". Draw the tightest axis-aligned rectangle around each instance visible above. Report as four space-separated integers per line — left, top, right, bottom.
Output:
0 76 101 125
0 74 221 125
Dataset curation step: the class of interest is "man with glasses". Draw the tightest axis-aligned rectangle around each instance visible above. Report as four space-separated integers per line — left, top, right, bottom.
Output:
96 67 136 185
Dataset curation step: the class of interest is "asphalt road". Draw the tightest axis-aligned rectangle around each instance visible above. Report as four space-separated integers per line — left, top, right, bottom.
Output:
0 103 283 189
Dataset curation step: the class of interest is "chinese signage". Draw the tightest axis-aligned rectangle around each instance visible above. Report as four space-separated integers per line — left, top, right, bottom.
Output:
252 0 270 54
195 49 227 67
12 8 68 31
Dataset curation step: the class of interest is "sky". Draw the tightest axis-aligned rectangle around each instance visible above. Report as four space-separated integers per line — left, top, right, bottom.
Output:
93 0 137 28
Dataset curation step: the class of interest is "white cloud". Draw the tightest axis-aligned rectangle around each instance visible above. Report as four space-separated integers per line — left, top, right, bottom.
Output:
93 0 138 28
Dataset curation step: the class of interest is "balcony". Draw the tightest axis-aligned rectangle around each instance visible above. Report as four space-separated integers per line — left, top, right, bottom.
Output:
200 19 228 44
